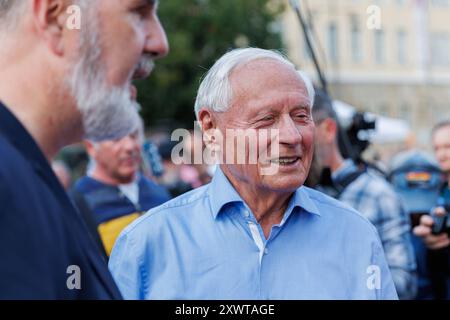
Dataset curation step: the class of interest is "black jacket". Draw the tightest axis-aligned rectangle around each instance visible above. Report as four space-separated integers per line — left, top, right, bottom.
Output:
0 102 122 299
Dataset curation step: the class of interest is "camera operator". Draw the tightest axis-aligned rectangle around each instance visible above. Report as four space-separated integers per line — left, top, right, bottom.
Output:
413 121 450 299
312 91 417 299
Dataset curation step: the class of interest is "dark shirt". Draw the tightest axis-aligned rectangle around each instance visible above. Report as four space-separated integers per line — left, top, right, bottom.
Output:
73 175 170 256
414 182 450 300
0 102 122 299
74 175 170 225
427 183 450 300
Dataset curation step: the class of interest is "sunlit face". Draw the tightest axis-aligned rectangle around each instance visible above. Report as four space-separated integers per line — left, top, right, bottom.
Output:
93 132 142 184
67 0 169 142
432 125 450 173
216 59 315 193
96 0 168 90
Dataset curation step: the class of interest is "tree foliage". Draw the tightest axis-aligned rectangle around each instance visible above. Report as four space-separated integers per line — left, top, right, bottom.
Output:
136 0 285 130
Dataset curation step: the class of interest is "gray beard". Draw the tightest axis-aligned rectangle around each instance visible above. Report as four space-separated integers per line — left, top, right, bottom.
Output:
66 16 141 142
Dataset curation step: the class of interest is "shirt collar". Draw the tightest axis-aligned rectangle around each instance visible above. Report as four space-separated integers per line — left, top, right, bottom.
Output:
207 167 321 219
291 186 322 217
207 167 245 219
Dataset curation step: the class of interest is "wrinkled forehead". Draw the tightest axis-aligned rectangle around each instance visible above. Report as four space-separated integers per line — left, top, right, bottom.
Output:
230 58 298 80
241 94 311 120
229 59 309 105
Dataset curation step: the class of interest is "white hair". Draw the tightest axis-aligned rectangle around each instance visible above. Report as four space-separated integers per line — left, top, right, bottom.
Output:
88 116 145 147
87 116 145 175
0 1 27 31
298 70 315 107
194 47 315 119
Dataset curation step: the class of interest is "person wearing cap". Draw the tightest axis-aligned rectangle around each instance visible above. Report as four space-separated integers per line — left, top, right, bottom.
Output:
390 150 444 299
389 151 443 228
312 91 417 299
109 48 398 300
413 121 450 299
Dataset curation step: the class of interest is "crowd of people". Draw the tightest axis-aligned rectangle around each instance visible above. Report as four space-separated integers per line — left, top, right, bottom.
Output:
0 0 449 300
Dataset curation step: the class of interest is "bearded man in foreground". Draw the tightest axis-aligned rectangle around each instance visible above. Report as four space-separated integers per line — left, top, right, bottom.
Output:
0 0 168 299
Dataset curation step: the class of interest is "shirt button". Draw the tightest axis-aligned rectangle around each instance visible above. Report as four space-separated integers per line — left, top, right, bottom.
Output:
244 210 250 218
264 248 269 255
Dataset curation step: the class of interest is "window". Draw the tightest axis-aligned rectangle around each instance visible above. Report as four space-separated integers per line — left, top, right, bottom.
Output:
350 16 362 63
328 23 339 63
431 0 449 6
399 103 412 124
397 29 407 65
374 30 385 64
430 32 450 66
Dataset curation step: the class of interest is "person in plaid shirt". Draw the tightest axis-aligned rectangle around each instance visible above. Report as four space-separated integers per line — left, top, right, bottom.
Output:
312 91 417 299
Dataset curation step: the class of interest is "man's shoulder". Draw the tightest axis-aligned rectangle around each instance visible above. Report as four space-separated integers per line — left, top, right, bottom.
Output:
304 185 359 212
303 186 379 234
73 176 104 194
139 174 162 187
138 175 171 199
73 176 90 193
120 184 210 235
348 169 398 199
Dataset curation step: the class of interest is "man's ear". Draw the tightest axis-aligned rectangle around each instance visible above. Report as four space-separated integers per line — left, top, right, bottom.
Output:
32 0 70 56
322 118 338 144
84 140 97 159
198 108 216 133
198 108 220 149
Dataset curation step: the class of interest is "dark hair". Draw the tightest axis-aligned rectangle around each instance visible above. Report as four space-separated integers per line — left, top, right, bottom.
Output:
312 89 335 123
431 120 450 137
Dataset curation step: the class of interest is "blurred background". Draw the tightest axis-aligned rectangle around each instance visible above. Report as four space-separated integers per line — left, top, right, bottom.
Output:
58 0 450 181
51 2 450 300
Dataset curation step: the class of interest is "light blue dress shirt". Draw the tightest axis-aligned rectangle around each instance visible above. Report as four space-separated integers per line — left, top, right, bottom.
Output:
109 168 398 300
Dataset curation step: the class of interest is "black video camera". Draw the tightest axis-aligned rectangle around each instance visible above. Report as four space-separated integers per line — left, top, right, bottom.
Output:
345 112 376 157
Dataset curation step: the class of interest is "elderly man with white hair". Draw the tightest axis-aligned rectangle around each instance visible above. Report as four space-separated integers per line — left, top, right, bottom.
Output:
109 48 398 300
0 0 168 299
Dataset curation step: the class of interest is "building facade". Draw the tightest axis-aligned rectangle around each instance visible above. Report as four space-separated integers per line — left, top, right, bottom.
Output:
282 0 450 150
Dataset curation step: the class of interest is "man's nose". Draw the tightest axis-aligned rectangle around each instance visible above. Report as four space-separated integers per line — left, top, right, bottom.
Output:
278 115 303 146
144 16 169 59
